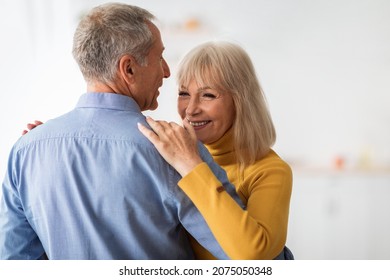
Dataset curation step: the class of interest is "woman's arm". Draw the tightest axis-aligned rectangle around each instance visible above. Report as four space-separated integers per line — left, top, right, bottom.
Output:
138 117 292 259
180 159 292 259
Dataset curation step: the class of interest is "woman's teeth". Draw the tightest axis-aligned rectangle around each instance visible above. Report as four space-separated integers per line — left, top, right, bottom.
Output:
189 121 209 127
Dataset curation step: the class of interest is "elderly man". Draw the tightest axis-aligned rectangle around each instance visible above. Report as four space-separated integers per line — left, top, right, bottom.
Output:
0 3 241 259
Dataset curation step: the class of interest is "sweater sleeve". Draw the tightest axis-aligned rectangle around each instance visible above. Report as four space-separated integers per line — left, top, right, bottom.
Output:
178 160 292 260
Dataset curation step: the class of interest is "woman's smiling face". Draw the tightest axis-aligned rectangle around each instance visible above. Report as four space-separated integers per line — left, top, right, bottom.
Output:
177 79 235 144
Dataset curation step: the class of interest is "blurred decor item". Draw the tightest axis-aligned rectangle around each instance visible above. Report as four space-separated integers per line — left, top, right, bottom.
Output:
333 155 345 170
358 147 373 170
184 17 201 31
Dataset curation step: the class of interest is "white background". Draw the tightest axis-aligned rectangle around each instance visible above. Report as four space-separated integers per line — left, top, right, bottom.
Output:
1 0 389 259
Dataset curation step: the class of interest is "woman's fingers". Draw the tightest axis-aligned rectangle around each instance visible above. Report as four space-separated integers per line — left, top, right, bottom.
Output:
27 123 37 130
22 120 44 135
137 122 160 145
27 120 43 130
144 117 169 135
138 117 177 144
138 116 202 177
182 118 197 142
144 117 183 140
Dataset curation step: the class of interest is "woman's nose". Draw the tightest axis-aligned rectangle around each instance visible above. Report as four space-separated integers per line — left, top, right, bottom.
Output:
185 97 201 116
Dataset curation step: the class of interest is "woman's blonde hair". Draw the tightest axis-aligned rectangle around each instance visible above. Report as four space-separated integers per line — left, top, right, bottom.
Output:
177 41 276 169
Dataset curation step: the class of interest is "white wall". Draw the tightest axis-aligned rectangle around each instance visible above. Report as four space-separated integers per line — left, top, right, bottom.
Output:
1 0 389 259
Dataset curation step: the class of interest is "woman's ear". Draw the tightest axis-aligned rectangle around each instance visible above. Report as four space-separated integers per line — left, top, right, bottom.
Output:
118 55 135 84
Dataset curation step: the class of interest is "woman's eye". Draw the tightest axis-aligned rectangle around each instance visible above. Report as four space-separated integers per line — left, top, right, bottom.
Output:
178 91 190 97
202 93 216 100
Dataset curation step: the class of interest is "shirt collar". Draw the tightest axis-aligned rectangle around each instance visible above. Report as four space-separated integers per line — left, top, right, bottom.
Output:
76 92 141 113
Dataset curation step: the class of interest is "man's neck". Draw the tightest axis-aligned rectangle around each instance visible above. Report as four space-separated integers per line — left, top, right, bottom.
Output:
86 80 134 101
87 81 117 94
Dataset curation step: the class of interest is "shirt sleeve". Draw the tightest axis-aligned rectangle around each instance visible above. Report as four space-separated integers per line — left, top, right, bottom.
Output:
0 148 45 259
173 188 229 260
170 143 245 260
178 148 293 260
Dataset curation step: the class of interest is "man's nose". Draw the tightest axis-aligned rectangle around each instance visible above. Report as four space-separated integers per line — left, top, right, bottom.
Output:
163 59 170 78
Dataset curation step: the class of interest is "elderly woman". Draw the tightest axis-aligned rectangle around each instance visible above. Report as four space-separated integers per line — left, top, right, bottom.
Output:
139 41 293 260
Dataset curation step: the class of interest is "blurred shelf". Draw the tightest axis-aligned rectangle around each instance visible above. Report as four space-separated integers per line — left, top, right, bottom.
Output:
291 165 390 176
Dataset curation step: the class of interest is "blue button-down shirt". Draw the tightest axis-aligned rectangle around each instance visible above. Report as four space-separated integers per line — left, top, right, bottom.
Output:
0 93 242 260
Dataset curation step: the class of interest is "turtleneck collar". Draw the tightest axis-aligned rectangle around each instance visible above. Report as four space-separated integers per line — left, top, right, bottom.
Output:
205 127 236 165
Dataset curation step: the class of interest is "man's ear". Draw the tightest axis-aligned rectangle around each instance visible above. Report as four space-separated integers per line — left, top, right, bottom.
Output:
118 55 135 84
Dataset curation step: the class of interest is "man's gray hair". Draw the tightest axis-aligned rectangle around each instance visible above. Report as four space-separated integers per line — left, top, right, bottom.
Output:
72 3 155 83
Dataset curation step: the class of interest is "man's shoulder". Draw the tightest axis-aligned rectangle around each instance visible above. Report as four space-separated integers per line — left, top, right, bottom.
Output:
13 108 153 152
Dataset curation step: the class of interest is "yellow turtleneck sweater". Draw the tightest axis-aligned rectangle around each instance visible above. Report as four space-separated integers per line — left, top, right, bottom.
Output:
178 129 292 259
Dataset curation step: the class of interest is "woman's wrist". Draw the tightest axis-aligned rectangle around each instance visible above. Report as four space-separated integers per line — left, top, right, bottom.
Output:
176 156 203 177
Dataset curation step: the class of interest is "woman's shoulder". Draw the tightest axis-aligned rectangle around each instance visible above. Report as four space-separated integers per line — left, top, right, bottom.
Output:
240 149 292 194
258 149 290 168
245 149 292 179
